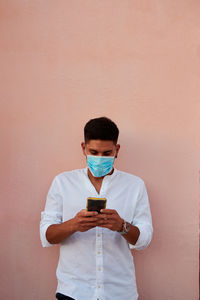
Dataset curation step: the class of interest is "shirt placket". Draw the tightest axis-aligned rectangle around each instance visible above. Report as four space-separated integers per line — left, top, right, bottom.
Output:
95 226 104 300
94 178 109 300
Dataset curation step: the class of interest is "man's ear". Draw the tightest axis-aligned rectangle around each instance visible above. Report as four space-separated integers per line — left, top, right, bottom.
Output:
115 144 120 158
81 142 86 156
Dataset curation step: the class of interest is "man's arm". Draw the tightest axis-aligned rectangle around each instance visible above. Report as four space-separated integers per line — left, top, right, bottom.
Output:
40 176 99 247
97 180 153 249
46 210 98 244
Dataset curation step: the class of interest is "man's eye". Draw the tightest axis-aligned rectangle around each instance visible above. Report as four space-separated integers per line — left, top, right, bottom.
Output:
104 153 112 156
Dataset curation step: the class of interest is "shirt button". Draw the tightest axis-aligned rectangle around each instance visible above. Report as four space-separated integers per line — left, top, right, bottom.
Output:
98 285 101 288
97 251 101 254
98 267 101 271
97 234 100 237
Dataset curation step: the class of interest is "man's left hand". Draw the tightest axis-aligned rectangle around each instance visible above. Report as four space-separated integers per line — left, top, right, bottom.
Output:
96 209 123 232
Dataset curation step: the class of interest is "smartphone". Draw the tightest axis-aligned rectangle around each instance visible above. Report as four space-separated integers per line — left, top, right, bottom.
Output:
86 197 107 213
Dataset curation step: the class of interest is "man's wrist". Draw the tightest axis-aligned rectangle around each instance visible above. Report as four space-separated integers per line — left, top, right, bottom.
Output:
67 218 77 233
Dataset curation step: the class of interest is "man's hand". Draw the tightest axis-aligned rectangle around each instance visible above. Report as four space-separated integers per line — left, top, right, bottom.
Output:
73 209 98 232
96 208 140 245
96 209 124 232
46 209 98 244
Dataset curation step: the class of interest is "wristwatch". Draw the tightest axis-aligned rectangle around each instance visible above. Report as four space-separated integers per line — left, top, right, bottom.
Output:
118 220 131 235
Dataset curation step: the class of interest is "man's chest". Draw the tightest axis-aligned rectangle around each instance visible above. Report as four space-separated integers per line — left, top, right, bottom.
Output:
60 183 138 223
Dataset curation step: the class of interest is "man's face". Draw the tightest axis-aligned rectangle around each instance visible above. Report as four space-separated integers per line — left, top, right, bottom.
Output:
81 140 120 158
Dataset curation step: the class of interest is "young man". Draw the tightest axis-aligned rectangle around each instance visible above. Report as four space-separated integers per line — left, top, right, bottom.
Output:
40 117 153 300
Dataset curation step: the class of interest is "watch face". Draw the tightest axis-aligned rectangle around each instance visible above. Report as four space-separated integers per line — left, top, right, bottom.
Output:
118 221 130 235
125 221 130 233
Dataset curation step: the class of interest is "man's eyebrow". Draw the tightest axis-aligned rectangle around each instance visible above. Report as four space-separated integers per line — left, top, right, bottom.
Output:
88 148 99 153
103 150 113 153
88 149 113 153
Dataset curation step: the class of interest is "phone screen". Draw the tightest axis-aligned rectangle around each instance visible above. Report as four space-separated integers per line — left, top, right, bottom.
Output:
87 197 107 213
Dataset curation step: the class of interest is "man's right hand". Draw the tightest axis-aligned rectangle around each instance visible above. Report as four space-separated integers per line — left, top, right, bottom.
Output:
46 209 98 244
73 209 98 232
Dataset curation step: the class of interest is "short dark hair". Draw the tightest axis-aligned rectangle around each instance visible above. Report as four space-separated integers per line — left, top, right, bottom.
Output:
84 117 119 144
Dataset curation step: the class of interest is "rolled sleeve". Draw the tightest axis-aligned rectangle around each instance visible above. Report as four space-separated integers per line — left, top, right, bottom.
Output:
129 181 153 250
129 223 153 250
40 176 63 248
40 217 54 247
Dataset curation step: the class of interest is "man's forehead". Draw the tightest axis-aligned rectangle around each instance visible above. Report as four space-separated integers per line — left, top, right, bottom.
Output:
86 140 116 149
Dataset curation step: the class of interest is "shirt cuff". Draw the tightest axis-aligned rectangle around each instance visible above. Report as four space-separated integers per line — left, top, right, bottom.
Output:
129 223 153 250
40 223 55 248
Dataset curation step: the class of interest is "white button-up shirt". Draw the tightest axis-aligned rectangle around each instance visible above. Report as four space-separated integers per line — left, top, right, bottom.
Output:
40 168 153 300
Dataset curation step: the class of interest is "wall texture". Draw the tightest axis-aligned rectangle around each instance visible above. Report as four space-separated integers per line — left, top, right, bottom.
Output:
1 1 199 299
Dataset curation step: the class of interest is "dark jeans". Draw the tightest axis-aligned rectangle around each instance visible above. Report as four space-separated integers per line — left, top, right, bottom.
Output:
56 293 75 300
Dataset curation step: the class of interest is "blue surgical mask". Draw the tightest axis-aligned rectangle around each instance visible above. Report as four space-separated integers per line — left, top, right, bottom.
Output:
87 155 115 177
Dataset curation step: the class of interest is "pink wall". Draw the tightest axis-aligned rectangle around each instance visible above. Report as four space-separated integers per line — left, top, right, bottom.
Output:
1 1 199 299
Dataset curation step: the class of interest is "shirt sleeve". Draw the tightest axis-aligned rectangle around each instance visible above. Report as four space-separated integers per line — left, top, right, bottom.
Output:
40 176 63 247
129 180 153 250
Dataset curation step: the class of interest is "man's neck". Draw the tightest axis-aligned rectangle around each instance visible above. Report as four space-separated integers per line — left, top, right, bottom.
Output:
87 168 114 194
87 169 104 185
